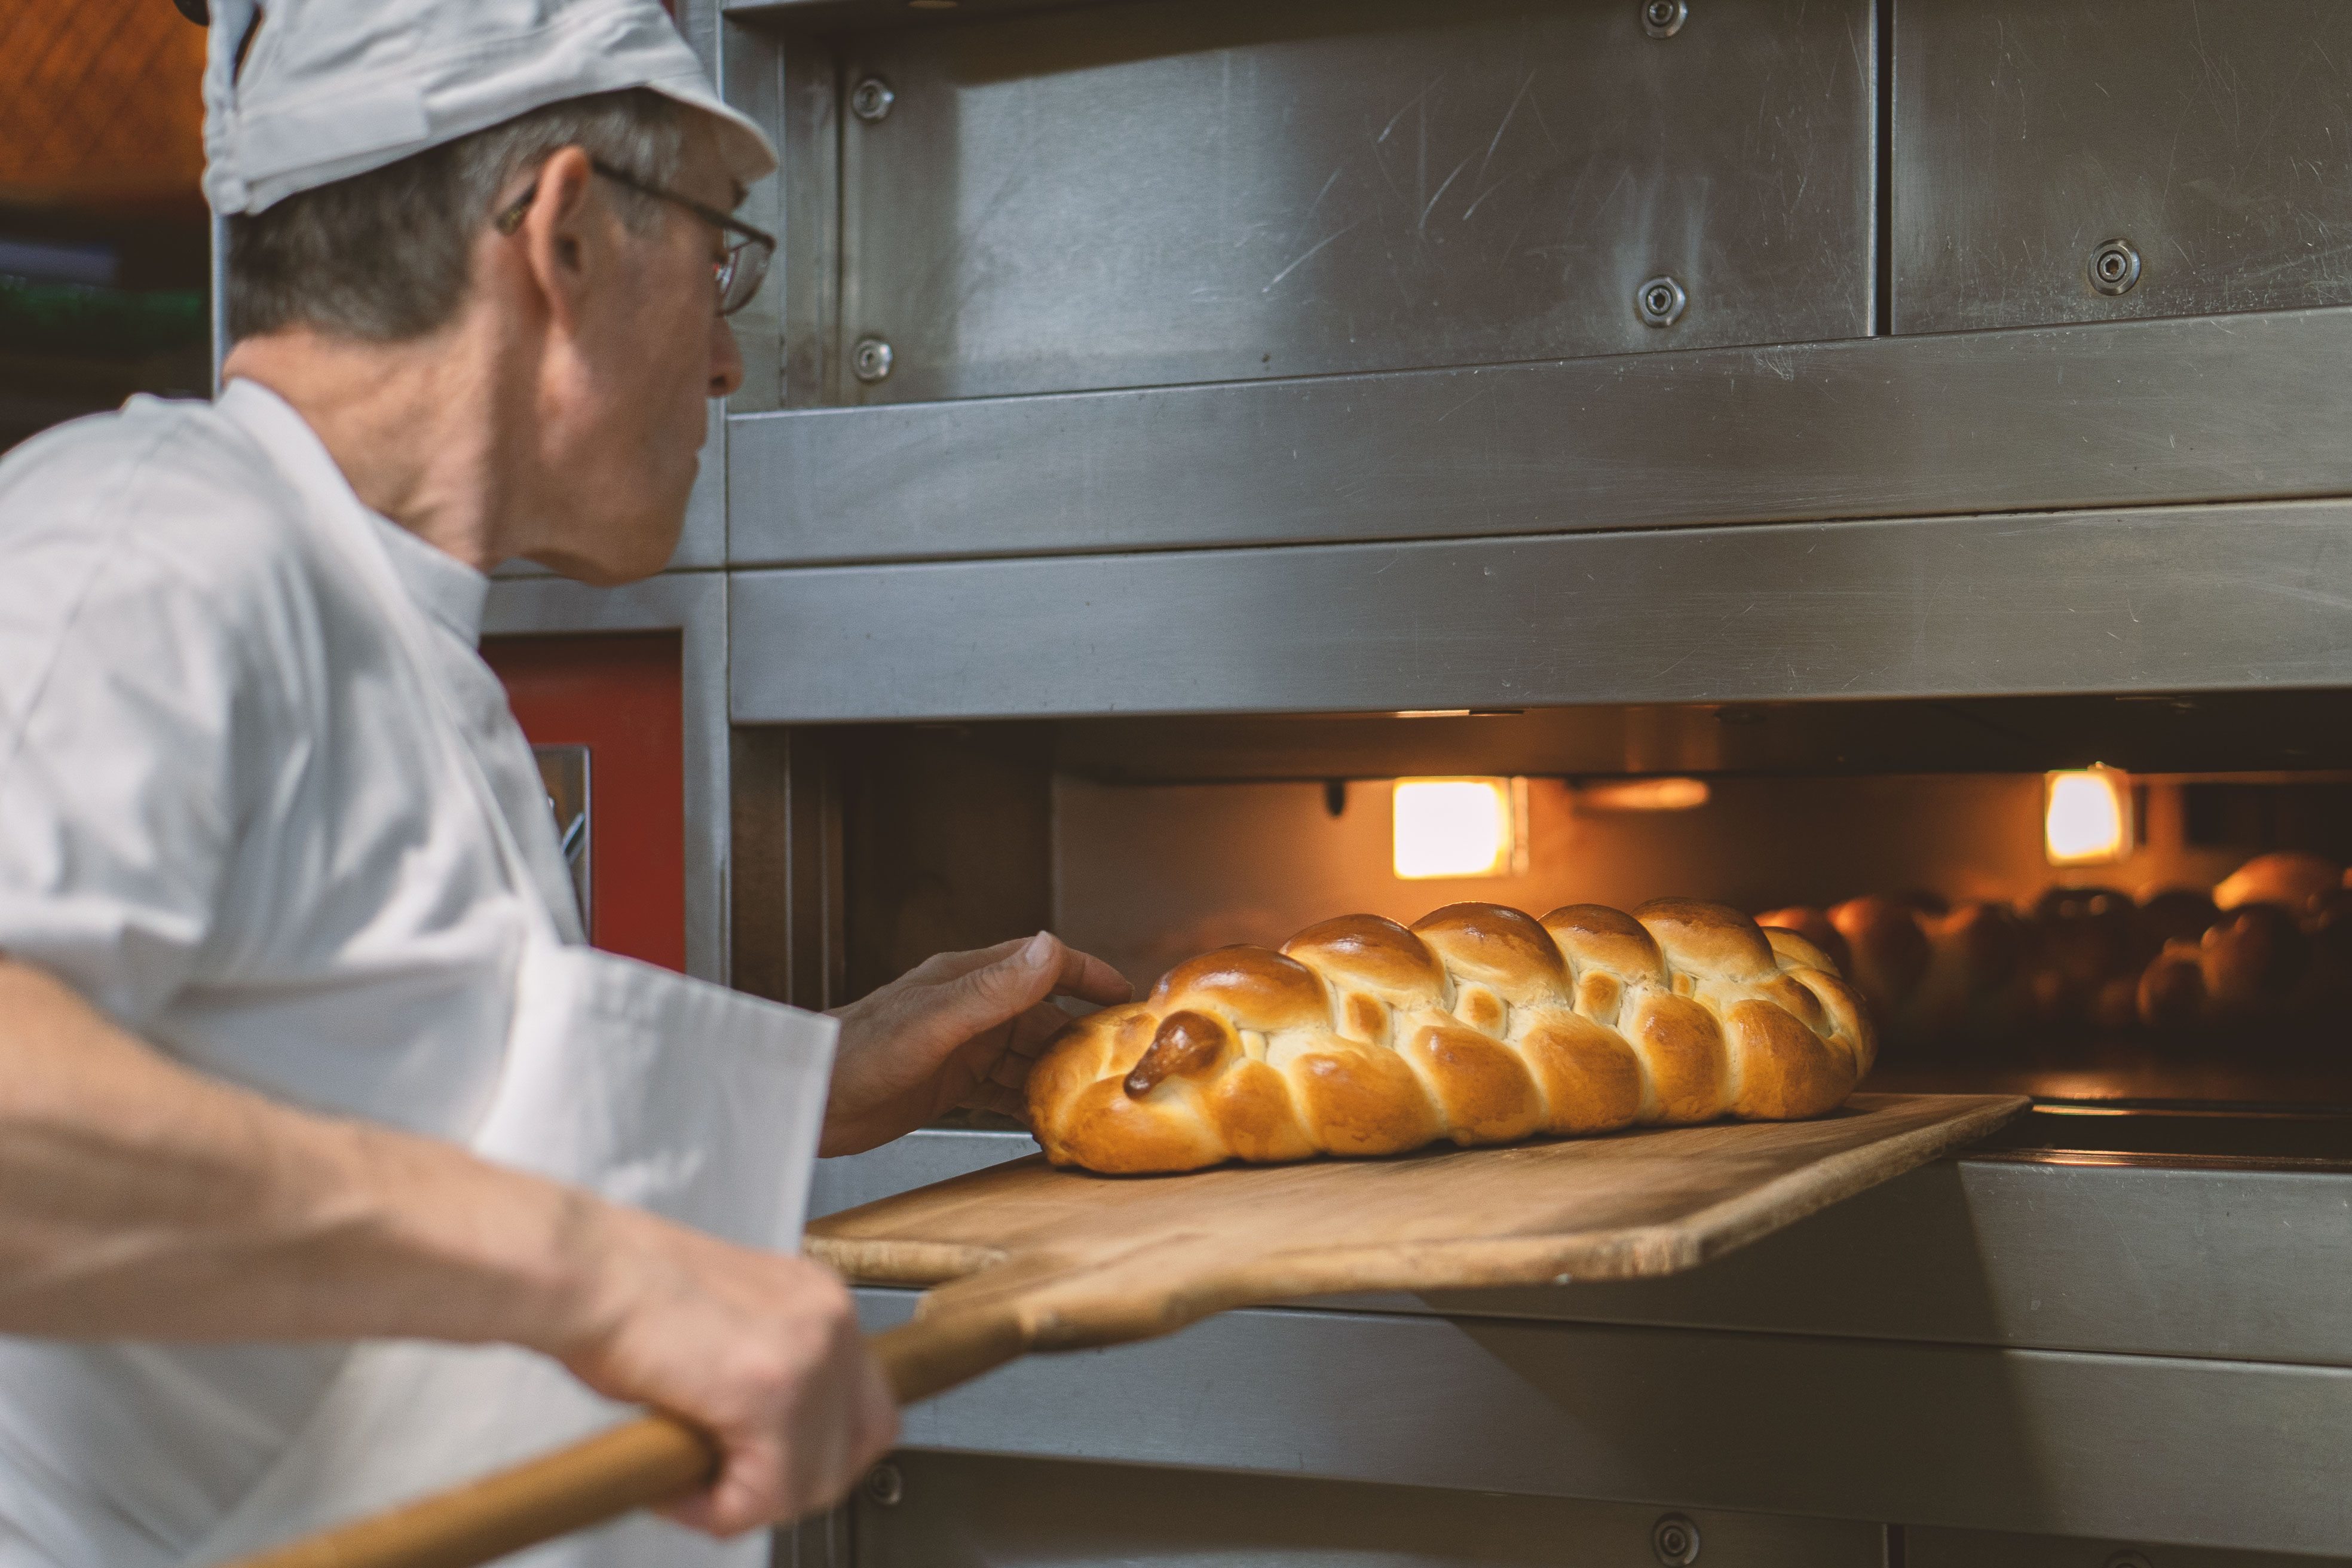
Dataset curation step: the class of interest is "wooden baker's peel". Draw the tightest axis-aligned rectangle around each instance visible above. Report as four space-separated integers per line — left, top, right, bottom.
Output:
218 1091 2025 1568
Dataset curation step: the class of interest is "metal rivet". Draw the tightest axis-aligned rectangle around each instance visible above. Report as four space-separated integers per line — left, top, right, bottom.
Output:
1652 1512 1701 1565
1636 274 1687 327
2101 1555 2152 1568
865 1462 904 1506
852 336 895 383
2090 237 2142 296
851 77 896 122
1643 0 1689 38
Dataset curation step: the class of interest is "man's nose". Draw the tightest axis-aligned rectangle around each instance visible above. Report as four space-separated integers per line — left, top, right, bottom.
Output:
709 313 745 399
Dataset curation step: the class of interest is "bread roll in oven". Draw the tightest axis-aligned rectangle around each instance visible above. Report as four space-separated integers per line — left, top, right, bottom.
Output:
1758 896 2026 1043
2137 902 2309 1031
2214 852 2344 917
2136 856 2352 1033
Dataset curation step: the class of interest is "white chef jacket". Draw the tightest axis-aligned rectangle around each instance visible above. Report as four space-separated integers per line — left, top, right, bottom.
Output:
0 382 586 1566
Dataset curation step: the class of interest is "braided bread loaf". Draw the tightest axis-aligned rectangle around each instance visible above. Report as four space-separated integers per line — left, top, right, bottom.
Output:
1028 899 1875 1174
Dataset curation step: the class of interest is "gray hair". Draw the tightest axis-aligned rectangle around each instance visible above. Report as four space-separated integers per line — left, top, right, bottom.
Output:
226 88 687 343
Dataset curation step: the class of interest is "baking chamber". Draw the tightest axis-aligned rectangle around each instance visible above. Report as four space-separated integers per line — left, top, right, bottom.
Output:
736 700 2352 1118
725 707 2352 1564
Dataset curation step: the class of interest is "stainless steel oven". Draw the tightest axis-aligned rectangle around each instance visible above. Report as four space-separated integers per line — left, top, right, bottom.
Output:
495 1 2352 1560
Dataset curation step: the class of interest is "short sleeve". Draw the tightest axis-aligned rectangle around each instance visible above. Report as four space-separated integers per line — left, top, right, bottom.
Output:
0 412 286 1033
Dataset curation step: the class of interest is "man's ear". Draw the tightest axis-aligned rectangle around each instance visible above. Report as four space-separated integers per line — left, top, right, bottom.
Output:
509 146 603 336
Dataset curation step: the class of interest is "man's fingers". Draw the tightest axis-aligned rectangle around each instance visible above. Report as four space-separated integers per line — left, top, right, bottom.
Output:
987 1002 1076 1086
945 932 1064 1028
825 935 1125 1155
906 935 1125 1009
966 1080 1030 1119
666 1359 896 1537
1003 1000 1077 1056
853 1357 901 1468
659 1432 785 1537
1050 944 1133 1006
902 936 1033 987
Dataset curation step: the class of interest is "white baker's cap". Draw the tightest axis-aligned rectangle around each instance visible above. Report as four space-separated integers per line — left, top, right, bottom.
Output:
202 0 778 215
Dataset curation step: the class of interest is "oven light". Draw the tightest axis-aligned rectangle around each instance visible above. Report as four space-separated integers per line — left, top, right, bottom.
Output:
1393 777 1523 879
1575 777 1710 813
2045 766 2132 865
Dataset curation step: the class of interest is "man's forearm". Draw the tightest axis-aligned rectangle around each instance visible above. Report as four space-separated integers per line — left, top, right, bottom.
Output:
0 957 613 1355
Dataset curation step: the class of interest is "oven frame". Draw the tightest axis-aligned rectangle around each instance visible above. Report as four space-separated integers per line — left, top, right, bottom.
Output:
803 1128 2352 1558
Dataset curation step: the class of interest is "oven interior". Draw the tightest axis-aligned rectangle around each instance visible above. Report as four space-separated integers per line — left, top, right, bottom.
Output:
734 689 2352 1167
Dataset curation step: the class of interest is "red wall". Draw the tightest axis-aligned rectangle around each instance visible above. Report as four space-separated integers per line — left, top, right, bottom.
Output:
482 632 687 973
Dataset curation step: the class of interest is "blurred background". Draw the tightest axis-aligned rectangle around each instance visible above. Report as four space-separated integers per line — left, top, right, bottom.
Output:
1 0 210 455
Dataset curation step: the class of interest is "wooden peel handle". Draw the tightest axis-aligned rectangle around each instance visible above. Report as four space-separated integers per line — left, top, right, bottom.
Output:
215 1308 1027 1568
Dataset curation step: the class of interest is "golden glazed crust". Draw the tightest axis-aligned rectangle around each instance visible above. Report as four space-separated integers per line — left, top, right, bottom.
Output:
1028 899 1877 1174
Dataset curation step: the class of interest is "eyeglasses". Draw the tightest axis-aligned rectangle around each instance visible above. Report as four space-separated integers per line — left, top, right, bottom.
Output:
493 157 776 317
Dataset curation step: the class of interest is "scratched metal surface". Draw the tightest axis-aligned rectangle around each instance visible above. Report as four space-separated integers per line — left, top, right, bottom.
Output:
853 1451 1887 1568
860 1288 2352 1554
1894 0 2352 333
727 498 2352 722
727 306 2352 564
827 0 1873 404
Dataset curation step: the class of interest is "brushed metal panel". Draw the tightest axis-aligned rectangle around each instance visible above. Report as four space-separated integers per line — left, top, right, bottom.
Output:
831 0 1873 404
716 16 793 414
810 1135 2352 1367
858 1292 2352 1554
1045 693 2352 781
728 501 2352 722
1396 1159 2352 1369
811 1129 1038 1219
1909 1524 2348 1568
771 1507 850 1568
727 308 2352 565
855 1450 1885 1567
1894 1 2352 333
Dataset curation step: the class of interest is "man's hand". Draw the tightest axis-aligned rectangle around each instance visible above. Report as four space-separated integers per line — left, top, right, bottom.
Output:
821 933 1132 1157
556 1206 898 1535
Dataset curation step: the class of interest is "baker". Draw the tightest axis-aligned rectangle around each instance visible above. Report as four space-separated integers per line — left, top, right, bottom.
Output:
0 2 1129 1563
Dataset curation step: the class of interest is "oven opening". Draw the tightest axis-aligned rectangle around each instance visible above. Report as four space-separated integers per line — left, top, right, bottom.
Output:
734 688 2352 1168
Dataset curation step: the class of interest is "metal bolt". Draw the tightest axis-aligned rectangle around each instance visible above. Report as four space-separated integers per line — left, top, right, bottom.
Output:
2101 1555 2152 1568
864 1462 904 1506
1636 274 1688 327
2089 237 2142 296
852 336 895 383
1651 1512 1701 1565
851 76 896 122
1643 0 1689 38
